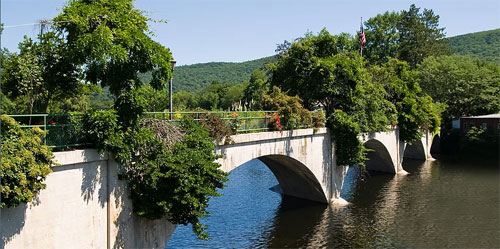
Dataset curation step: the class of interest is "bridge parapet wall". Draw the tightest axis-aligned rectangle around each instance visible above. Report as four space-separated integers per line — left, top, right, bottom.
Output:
0 149 176 249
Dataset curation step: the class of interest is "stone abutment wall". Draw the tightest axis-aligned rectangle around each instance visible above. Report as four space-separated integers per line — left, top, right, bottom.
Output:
0 149 176 249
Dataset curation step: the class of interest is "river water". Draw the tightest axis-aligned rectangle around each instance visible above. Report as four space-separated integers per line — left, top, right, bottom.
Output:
167 157 499 248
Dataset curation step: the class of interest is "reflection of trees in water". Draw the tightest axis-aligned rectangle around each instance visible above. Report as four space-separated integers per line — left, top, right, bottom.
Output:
263 196 328 248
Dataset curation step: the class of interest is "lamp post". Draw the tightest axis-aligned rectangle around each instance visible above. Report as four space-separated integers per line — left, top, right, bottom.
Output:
169 60 176 120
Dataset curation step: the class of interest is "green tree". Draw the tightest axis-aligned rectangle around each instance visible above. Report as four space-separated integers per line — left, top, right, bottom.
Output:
363 11 401 64
370 58 442 142
2 33 85 114
173 90 198 111
418 55 500 126
398 4 450 67
54 0 173 128
2 51 42 115
136 84 170 112
363 4 450 67
57 0 228 239
244 69 269 110
1 115 54 208
197 81 230 110
221 83 246 110
269 29 393 165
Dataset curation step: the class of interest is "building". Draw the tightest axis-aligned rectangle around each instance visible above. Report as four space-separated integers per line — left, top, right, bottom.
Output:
460 113 500 134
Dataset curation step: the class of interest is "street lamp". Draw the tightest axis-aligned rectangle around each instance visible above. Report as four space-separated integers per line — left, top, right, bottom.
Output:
169 60 176 120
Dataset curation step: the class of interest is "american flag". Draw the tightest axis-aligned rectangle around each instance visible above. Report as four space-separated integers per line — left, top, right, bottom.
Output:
359 22 366 48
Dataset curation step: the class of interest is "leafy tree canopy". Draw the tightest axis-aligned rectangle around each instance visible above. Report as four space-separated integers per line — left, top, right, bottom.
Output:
268 29 395 165
54 0 173 127
364 4 450 67
1 33 89 114
418 55 500 125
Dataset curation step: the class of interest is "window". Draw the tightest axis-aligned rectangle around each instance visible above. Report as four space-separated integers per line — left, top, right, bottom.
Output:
481 123 487 130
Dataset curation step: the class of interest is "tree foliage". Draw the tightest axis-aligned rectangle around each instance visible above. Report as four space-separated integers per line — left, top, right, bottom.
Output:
1 115 54 208
364 4 450 67
56 0 228 239
370 58 442 142
269 29 395 165
54 0 173 127
1 33 89 114
143 56 275 93
418 55 500 125
243 69 269 109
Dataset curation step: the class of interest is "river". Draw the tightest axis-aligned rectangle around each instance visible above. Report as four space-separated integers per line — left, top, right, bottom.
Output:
167 157 499 248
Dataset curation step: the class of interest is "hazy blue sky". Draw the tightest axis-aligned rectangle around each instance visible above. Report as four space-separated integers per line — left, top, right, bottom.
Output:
2 0 499 65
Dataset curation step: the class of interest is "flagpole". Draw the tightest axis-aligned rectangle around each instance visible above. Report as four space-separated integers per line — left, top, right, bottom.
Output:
360 17 363 57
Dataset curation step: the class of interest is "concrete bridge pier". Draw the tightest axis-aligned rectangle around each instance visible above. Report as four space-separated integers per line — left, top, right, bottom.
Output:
362 129 435 175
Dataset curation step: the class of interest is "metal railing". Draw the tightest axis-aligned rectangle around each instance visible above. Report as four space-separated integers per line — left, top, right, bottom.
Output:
7 111 278 149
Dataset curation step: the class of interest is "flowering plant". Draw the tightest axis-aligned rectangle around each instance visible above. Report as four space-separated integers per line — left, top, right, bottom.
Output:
311 110 326 129
267 113 282 132
228 112 241 133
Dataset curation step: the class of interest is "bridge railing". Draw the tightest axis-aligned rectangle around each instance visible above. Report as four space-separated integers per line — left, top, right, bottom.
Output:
7 111 278 149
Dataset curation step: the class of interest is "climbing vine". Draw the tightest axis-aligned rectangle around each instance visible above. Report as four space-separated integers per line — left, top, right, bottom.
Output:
82 110 228 239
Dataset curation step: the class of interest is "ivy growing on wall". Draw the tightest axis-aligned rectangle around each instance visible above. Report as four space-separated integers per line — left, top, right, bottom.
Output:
82 110 228 239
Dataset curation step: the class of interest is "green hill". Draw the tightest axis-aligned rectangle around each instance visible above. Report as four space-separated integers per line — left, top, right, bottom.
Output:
170 56 275 93
448 29 500 64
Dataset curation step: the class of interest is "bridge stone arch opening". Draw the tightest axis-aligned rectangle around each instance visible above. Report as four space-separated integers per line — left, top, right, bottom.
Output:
363 139 396 173
403 139 426 161
249 155 328 203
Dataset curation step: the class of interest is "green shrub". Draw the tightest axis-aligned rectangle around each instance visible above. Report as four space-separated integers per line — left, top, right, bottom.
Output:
328 110 367 166
311 110 326 129
126 118 228 239
261 86 312 130
1 115 53 208
81 110 119 151
199 113 233 142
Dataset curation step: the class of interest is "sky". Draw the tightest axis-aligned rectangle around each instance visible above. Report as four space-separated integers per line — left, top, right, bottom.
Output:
2 0 499 65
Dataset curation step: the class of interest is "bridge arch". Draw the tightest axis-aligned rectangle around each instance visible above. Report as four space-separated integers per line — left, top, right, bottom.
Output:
363 139 396 173
256 155 327 203
216 128 333 203
403 139 426 161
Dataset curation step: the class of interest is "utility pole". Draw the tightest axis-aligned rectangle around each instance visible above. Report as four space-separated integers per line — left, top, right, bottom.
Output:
1 0 3 220
169 60 176 120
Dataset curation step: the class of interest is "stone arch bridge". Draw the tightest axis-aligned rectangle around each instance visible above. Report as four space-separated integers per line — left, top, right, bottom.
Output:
215 127 434 203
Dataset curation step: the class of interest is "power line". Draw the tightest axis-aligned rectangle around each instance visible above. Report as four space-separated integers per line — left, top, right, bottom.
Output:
3 20 71 30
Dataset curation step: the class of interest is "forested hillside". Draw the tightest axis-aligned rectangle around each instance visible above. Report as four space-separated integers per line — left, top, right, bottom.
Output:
139 56 275 93
448 29 500 64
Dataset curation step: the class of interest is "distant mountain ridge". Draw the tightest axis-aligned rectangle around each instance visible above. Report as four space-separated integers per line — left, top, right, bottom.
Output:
448 28 500 64
172 56 275 93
